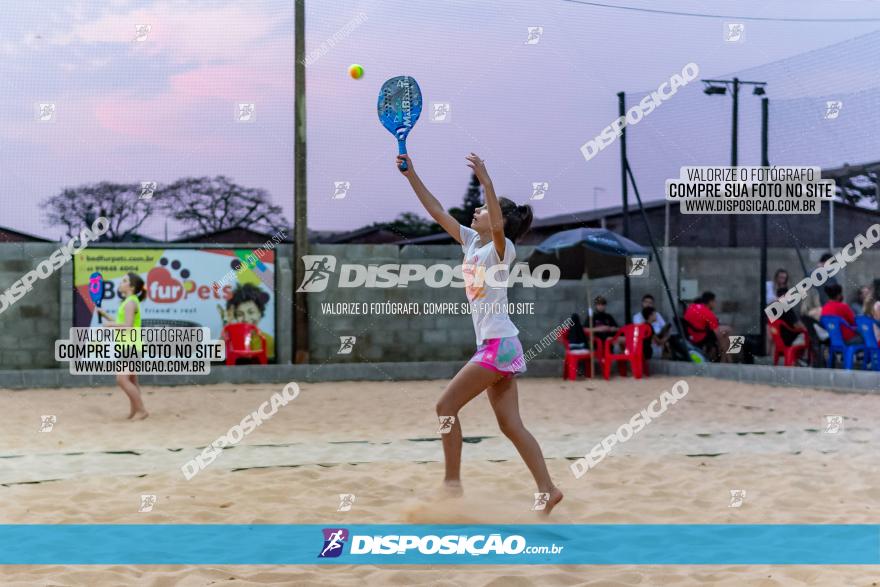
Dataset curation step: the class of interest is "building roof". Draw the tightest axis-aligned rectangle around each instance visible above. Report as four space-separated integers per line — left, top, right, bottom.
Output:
529 200 668 229
175 226 292 244
0 226 52 243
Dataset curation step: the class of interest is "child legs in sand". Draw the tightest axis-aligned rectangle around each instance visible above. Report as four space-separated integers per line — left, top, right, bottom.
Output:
115 373 148 420
435 363 562 513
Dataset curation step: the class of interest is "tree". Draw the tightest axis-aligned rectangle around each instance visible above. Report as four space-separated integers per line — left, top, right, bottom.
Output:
373 212 440 238
158 176 289 236
448 172 482 225
43 182 152 241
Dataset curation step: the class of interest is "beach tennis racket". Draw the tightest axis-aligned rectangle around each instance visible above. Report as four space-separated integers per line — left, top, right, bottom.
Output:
377 76 422 171
88 271 104 323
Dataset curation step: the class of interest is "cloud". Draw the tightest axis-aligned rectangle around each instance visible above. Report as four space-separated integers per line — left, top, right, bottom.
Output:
1 1 294 152
48 0 289 64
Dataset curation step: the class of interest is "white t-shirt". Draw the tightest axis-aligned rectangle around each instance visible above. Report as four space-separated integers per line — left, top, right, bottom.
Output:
633 310 666 356
459 225 519 345
633 310 666 331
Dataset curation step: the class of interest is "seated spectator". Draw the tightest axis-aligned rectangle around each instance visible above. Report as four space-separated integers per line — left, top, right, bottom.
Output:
798 255 837 367
775 287 806 347
862 295 880 342
821 283 863 345
683 291 732 362
641 306 671 359
586 296 618 341
633 294 666 330
566 313 589 350
765 268 789 305
851 285 872 315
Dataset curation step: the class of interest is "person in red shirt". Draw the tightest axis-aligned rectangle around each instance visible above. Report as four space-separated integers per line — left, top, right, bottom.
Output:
683 291 731 361
821 283 863 345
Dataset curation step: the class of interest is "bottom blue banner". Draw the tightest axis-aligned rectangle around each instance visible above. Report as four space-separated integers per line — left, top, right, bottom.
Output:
0 525 877 565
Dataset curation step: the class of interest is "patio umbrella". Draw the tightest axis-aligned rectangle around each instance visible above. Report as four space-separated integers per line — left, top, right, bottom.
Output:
527 227 652 365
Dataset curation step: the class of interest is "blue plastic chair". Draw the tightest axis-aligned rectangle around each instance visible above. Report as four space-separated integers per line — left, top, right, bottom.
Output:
820 315 865 369
855 315 880 371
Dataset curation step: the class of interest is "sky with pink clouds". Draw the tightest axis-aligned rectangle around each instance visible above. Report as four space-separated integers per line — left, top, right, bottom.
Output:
2 0 880 240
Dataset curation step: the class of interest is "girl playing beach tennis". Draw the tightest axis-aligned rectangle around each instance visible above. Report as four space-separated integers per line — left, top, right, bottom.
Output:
398 152 563 515
98 272 149 420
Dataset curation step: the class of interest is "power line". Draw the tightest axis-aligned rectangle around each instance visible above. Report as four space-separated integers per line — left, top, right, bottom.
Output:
560 0 880 22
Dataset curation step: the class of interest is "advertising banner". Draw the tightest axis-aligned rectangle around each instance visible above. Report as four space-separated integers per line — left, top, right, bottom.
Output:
73 248 276 361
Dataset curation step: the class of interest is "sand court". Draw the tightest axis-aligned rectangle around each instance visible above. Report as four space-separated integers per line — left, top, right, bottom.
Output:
1 376 878 585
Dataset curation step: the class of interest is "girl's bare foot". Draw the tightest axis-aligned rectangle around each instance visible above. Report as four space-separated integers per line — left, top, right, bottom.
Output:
539 486 563 516
129 409 149 421
442 480 464 497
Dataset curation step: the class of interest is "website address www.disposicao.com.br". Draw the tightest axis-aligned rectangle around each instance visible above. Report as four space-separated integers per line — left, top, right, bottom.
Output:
318 528 563 559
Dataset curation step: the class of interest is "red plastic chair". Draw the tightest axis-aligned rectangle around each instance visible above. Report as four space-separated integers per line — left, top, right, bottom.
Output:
557 327 599 379
769 320 810 367
603 323 652 380
222 323 268 366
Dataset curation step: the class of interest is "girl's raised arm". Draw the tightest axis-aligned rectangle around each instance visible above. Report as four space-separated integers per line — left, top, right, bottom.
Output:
465 153 505 259
397 154 464 244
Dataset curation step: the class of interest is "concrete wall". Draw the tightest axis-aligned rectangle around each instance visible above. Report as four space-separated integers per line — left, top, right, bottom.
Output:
1 241 878 370
305 244 579 363
0 243 62 369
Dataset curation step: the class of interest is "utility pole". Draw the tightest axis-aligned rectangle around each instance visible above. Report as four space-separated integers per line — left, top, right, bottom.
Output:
730 77 739 247
759 97 769 351
294 0 309 363
618 92 631 323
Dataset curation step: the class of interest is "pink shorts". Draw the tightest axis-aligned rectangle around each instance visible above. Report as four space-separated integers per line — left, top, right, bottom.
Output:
469 336 527 376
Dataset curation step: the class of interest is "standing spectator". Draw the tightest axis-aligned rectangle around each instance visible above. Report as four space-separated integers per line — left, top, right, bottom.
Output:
765 268 789 304
821 283 863 345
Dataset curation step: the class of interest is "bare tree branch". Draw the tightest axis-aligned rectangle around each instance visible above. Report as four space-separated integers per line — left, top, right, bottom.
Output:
157 176 289 237
42 182 153 241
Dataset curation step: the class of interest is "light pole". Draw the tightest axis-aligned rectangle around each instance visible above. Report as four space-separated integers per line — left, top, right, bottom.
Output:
294 0 309 363
702 78 767 247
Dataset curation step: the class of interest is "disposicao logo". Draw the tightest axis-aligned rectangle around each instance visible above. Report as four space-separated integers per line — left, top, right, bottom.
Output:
318 530 539 557
296 254 559 292
318 528 349 558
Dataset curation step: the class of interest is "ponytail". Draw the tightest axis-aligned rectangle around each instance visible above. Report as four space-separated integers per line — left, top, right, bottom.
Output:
498 197 533 242
127 272 147 301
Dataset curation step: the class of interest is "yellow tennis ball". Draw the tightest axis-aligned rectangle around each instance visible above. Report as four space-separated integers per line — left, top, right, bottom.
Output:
348 64 364 79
